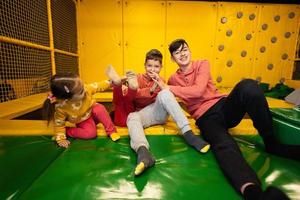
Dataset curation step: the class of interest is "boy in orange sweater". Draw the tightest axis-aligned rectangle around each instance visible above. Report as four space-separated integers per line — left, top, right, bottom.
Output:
167 39 298 200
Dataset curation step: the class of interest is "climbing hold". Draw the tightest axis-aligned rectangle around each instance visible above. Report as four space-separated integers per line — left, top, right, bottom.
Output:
221 17 227 24
241 50 247 57
237 11 243 19
288 12 295 19
249 13 256 20
267 63 274 70
282 53 288 60
274 15 280 22
285 32 291 38
226 30 232 37
260 46 266 53
227 60 233 67
246 33 252 40
271 36 277 43
262 23 268 30
218 45 224 51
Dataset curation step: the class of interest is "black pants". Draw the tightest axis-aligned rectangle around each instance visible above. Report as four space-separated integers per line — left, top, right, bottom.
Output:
196 79 274 192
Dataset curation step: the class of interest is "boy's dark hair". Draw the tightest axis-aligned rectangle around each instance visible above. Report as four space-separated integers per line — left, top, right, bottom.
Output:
168 39 189 55
145 49 163 64
43 72 79 124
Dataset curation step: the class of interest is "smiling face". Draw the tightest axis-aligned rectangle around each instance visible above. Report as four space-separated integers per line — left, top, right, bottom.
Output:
144 59 162 79
171 43 191 68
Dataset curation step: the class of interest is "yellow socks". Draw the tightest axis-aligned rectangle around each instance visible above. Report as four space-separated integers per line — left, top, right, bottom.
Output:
134 162 145 176
183 130 210 153
110 132 120 141
200 144 210 153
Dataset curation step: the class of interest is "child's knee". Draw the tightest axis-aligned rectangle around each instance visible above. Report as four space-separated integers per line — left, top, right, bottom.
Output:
238 79 260 92
127 112 140 124
236 79 263 98
157 89 174 102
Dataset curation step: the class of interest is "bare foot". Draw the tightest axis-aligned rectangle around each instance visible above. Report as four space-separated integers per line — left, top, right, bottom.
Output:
106 65 121 85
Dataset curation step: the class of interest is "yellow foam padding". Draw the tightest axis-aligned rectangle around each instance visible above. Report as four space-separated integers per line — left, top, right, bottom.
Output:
218 87 232 94
0 118 256 136
266 97 294 108
285 80 300 89
93 90 294 109
164 119 200 135
229 119 258 135
164 118 258 136
96 123 165 136
0 90 290 136
0 120 52 136
0 93 46 119
93 92 113 102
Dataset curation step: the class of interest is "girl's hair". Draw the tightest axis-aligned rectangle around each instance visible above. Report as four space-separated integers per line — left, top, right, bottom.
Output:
168 39 189 55
145 49 163 64
43 73 80 124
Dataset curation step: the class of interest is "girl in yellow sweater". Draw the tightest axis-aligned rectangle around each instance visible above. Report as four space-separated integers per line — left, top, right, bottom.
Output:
43 73 120 148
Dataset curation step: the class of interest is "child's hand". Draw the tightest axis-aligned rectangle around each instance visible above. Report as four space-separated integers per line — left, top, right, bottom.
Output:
148 71 159 80
120 77 128 84
152 78 169 90
150 82 158 94
110 132 120 141
57 139 70 148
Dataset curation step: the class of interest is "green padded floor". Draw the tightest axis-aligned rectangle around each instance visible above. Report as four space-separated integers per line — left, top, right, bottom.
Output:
271 108 300 145
1 136 300 200
0 136 64 199
271 108 300 126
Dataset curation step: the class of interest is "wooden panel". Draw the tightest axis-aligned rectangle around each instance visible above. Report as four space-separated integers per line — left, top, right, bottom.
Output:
123 0 165 76
166 1 217 80
77 0 123 83
0 93 46 119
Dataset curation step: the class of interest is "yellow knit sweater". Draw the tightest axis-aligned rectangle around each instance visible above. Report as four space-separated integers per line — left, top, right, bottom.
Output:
54 81 110 141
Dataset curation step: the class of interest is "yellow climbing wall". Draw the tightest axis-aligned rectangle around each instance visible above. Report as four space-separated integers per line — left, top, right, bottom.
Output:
252 4 299 86
78 1 300 87
214 3 259 87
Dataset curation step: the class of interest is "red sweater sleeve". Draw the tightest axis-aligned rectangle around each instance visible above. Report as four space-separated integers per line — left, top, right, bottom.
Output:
168 61 211 101
134 74 162 110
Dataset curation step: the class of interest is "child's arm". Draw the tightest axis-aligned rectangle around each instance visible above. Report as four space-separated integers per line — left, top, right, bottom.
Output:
54 108 70 148
86 81 111 95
